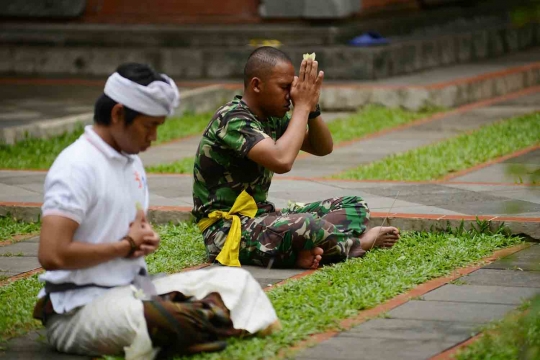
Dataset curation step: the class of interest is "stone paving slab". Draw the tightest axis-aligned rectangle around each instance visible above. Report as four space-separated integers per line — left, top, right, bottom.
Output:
480 188 540 206
422 284 540 304
504 149 540 164
0 240 39 256
387 300 515 323
356 183 540 216
450 149 540 184
139 136 200 167
0 329 89 359
483 244 540 271
450 164 536 184
0 183 41 198
0 257 40 277
340 318 478 341
462 269 540 287
295 335 459 360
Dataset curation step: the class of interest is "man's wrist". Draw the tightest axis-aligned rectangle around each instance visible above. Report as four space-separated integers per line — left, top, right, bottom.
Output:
308 104 321 120
118 235 137 258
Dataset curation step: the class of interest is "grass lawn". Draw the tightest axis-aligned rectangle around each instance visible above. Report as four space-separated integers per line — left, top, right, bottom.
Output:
456 295 540 360
333 112 540 181
0 215 40 243
0 113 212 170
0 220 523 359
145 105 439 174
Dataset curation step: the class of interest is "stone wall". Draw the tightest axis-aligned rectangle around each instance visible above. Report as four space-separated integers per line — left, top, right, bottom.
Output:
0 0 423 24
81 0 261 24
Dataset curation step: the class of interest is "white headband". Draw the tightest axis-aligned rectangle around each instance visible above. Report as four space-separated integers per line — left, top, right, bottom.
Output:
104 72 180 117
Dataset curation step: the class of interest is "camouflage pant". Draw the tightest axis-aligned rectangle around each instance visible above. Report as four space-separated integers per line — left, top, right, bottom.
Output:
202 196 370 268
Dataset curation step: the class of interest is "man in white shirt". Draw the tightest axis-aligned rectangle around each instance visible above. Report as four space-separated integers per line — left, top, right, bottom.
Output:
33 63 279 359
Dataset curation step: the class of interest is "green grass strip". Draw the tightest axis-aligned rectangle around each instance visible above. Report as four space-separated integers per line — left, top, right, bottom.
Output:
456 295 540 360
0 275 43 341
328 104 439 144
146 157 195 174
145 105 438 174
155 113 211 145
0 215 40 242
333 112 540 181
177 228 522 360
0 113 211 170
0 222 205 342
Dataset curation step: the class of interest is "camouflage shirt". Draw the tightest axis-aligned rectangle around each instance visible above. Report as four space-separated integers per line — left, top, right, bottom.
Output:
192 96 290 221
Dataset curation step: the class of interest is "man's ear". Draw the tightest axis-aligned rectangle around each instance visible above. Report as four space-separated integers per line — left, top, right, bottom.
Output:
111 103 124 125
250 77 262 94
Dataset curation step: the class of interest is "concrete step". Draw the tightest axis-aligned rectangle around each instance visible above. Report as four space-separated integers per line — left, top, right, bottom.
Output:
0 2 511 48
320 47 540 110
1 21 537 81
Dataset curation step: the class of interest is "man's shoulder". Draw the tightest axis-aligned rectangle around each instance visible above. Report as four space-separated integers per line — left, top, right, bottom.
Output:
215 98 256 123
50 137 100 173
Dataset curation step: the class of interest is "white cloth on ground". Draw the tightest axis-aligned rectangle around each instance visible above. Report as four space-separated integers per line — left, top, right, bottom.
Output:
46 267 278 360
104 72 180 117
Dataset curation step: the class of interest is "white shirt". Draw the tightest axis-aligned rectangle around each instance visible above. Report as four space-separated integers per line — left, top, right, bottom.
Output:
39 125 149 313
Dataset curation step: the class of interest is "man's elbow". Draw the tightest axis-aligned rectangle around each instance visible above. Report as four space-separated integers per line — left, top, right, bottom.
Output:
38 254 64 271
273 162 293 174
315 143 333 157
320 145 333 156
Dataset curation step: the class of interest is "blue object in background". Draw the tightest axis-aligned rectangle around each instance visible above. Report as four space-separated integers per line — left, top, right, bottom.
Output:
349 32 389 46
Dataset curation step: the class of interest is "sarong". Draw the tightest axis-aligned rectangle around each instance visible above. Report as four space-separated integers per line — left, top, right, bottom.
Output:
34 267 279 359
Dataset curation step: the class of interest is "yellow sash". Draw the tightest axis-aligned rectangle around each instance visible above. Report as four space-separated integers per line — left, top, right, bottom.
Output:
197 190 258 267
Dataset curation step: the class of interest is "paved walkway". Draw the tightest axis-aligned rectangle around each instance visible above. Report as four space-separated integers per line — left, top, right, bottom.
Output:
138 89 540 176
0 47 539 360
283 91 540 178
1 170 539 218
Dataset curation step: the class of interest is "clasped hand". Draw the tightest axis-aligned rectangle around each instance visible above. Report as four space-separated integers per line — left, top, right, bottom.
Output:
127 209 161 258
290 58 324 112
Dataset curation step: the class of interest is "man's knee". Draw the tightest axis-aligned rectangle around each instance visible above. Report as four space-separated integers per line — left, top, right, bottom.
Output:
286 213 318 232
329 196 369 210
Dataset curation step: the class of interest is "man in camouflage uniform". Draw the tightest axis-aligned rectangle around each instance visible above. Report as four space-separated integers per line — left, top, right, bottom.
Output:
192 47 399 269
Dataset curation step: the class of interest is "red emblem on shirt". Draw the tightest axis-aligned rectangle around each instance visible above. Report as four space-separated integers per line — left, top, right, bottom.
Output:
134 171 143 189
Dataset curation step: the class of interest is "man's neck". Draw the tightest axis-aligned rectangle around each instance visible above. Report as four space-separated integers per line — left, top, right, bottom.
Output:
241 94 265 120
92 125 121 153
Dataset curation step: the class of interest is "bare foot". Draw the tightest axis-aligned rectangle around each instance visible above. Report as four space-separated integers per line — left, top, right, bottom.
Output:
359 226 400 251
296 247 324 269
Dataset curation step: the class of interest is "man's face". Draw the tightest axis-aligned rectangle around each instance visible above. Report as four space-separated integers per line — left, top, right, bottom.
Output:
260 60 295 118
113 112 166 154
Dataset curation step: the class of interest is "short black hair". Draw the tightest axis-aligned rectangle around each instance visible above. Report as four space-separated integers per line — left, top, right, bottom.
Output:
243 46 292 88
94 63 167 126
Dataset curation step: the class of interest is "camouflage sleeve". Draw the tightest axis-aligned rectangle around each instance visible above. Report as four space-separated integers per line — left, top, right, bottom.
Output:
279 113 291 138
216 116 269 157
